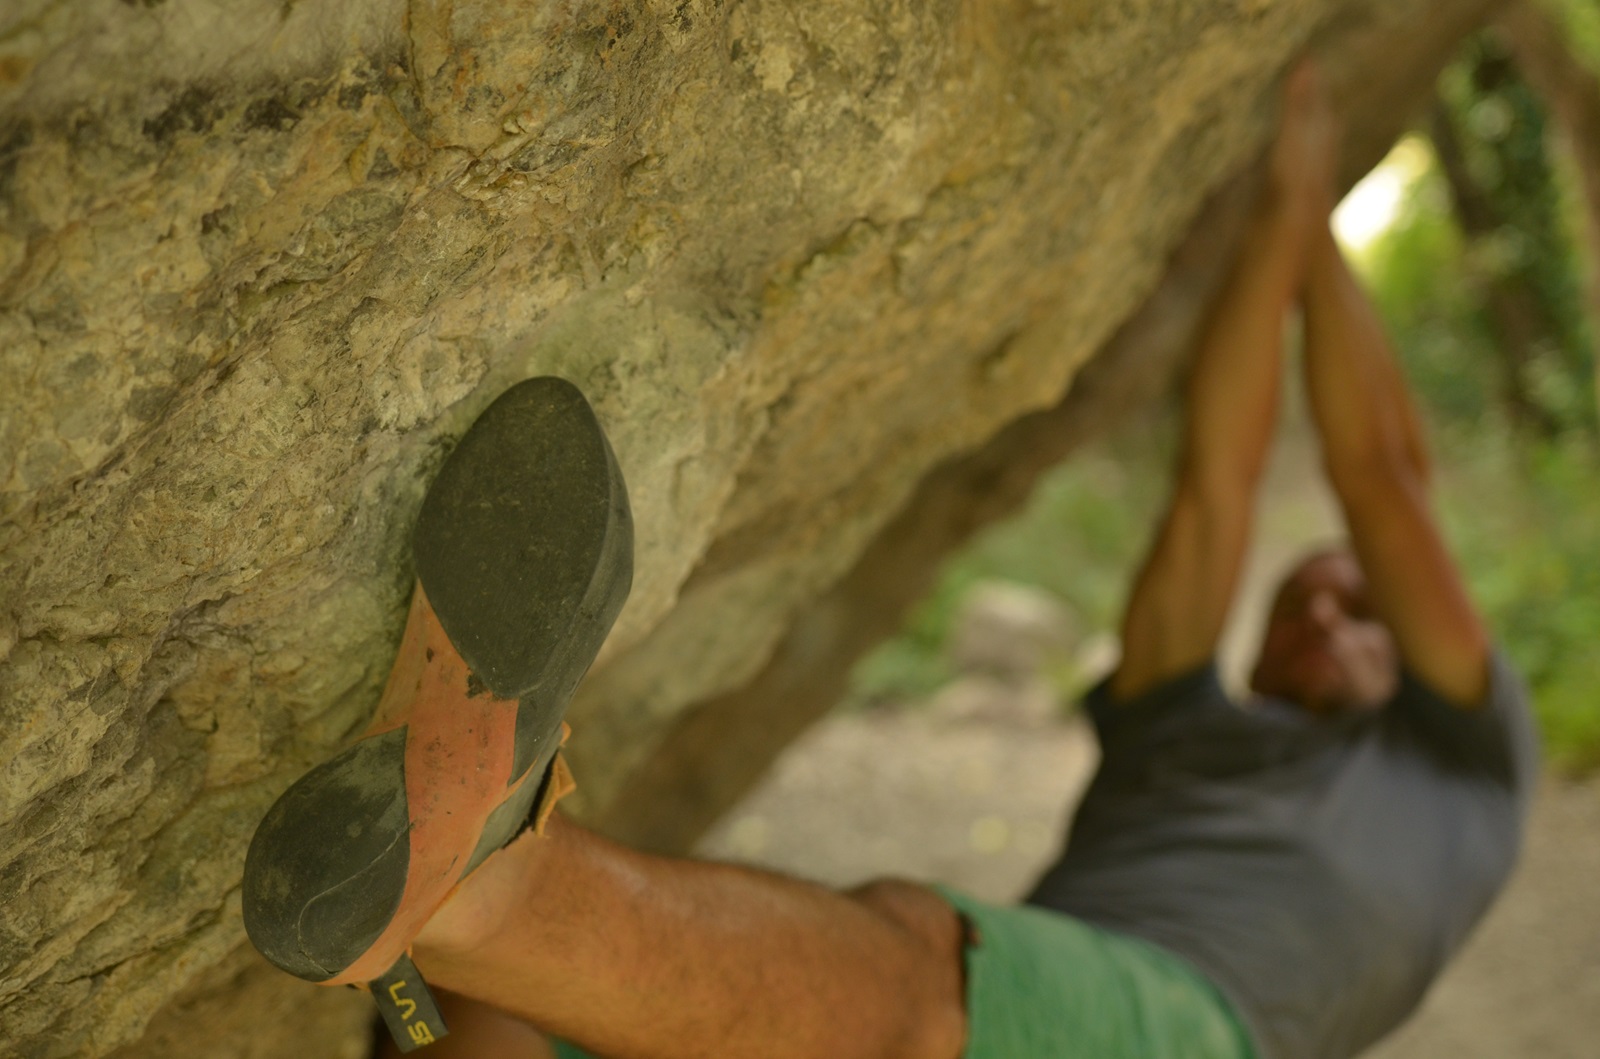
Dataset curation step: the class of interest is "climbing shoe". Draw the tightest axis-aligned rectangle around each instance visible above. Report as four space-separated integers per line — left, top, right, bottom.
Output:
242 377 632 1052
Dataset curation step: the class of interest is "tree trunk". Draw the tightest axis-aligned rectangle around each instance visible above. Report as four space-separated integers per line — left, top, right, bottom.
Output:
1499 0 1600 426
1428 90 1565 438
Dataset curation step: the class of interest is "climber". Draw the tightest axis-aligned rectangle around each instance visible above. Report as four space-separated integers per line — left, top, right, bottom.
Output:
242 60 1535 1059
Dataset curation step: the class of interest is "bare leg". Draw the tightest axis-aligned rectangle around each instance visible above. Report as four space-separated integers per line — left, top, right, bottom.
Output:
406 814 967 1059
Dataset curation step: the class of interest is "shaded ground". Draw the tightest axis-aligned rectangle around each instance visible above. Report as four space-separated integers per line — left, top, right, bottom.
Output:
699 707 1100 905
699 704 1600 1058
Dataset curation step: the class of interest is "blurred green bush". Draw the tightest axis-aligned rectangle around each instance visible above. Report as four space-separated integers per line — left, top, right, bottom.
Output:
1437 435 1600 771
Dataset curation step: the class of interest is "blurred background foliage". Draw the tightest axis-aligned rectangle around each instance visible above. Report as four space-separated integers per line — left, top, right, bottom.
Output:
850 11 1600 773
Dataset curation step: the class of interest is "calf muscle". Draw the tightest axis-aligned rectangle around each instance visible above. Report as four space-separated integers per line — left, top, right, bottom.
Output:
413 816 968 1059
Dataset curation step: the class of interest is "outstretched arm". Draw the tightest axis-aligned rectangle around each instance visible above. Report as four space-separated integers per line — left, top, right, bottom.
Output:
1111 67 1329 700
1300 219 1489 705
1110 203 1297 699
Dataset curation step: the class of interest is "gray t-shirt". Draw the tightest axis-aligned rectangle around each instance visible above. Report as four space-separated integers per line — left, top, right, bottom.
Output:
1027 652 1538 1059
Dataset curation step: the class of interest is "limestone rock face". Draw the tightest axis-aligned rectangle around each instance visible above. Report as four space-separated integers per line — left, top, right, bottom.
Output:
1 0 1488 1055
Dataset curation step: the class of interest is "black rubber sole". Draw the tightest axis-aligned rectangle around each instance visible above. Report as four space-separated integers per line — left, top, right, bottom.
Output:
415 376 633 780
243 377 633 984
245 730 411 980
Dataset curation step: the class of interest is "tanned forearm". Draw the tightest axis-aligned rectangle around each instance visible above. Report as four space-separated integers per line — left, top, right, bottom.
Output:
1301 220 1489 704
1300 228 1428 489
1370 315 1434 489
1181 200 1300 490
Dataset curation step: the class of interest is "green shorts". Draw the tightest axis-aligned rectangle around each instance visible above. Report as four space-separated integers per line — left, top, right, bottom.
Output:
551 888 1257 1059
938 888 1258 1059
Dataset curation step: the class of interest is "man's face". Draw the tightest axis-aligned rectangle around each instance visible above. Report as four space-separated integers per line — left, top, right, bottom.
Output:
1250 549 1399 714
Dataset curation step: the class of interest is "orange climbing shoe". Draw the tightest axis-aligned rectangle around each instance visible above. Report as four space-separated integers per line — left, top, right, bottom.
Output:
242 377 631 1052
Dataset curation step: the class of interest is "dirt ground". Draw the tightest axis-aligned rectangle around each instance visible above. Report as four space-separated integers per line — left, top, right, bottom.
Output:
697 705 1600 1058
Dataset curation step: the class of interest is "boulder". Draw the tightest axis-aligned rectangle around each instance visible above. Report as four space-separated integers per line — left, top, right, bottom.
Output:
0 0 1493 1054
946 580 1078 684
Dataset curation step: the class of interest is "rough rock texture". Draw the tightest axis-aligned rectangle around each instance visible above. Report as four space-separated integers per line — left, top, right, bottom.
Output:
0 1 1493 1055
